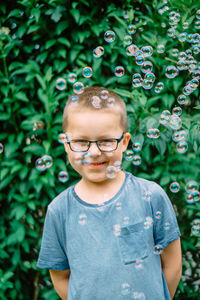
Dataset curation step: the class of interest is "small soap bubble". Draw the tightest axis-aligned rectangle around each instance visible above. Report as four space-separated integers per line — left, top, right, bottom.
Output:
132 291 146 300
73 82 84 94
144 72 155 83
136 56 145 65
178 32 187 42
187 33 194 43
144 216 153 230
141 61 153 73
176 141 188 153
141 45 153 57
172 107 182 116
196 9 200 19
147 128 160 139
58 171 69 183
142 79 153 90
0 143 3 154
106 97 115 107
193 46 199 55
183 85 192 96
191 219 200 235
93 46 104 58
132 155 142 166
123 216 130 225
177 60 188 71
160 111 171 125
178 51 187 60
58 133 67 144
170 182 180 193
123 35 132 45
106 166 117 179
82 66 93 78
82 153 93 165
172 130 186 142
155 211 162 220
113 161 122 172
121 283 131 295
127 24 136 34
177 94 187 105
185 180 199 193
56 78 66 90
135 260 143 270
169 115 182 130
171 48 179 56
153 244 164 255
126 44 138 56
42 155 53 169
116 202 122 210
113 224 121 236
36 158 46 171
104 30 115 43
164 222 170 231
69 95 79 105
124 150 134 161
78 214 87 225
100 89 109 100
114 66 125 77
91 95 102 108
165 66 179 78
157 44 165 53
132 73 143 87
183 22 189 30
67 72 77 83
135 50 143 57
186 191 200 204
154 82 164 93
74 153 83 165
194 20 200 29
132 142 142 152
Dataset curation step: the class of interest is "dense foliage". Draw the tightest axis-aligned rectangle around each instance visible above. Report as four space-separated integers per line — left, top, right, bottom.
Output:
0 0 200 299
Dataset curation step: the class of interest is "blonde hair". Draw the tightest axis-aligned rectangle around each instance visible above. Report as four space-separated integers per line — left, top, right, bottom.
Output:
62 86 128 132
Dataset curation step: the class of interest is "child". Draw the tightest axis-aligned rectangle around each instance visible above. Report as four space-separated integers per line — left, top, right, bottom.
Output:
37 86 182 300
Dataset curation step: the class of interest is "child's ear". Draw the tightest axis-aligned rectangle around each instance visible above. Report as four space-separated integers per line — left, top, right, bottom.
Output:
122 132 131 151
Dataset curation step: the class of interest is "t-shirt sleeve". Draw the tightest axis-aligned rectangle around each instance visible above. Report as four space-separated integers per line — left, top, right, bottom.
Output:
37 206 70 270
150 183 181 249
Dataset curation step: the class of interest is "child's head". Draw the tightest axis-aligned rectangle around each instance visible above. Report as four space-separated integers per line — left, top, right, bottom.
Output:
63 86 131 184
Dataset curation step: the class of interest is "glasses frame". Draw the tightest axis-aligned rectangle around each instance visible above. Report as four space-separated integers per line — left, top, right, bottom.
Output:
66 132 125 152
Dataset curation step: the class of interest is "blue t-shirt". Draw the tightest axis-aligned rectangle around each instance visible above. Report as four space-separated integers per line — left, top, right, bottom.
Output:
37 172 181 300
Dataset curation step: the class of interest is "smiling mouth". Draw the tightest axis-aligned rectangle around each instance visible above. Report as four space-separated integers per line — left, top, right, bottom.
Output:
89 162 107 166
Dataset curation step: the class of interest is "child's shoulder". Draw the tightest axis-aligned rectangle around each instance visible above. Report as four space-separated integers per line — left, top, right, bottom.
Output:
126 171 161 192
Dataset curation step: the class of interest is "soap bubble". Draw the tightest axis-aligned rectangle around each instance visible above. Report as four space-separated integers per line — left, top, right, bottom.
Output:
141 61 153 73
144 216 153 230
58 133 67 144
106 97 115 107
42 155 53 169
136 55 145 65
82 66 93 78
172 130 186 142
177 60 188 71
93 46 104 58
187 33 194 43
195 20 200 30
126 44 138 56
91 96 102 108
0 143 3 154
147 128 160 138
160 110 171 125
183 85 192 96
36 158 46 171
56 78 66 90
121 283 131 295
73 82 84 94
104 30 115 43
78 214 87 225
82 153 93 165
172 107 182 116
123 35 132 45
169 115 182 130
113 161 122 172
141 46 153 57
153 244 164 255
185 180 199 193
144 72 155 83
127 24 136 34
132 292 146 300
178 32 187 42
196 9 200 19
154 82 164 93
67 72 77 83
132 155 142 166
132 73 143 87
165 66 179 78
106 166 117 179
157 44 165 53
171 48 179 56
132 142 142 152
114 66 125 77
191 219 200 235
124 150 134 161
170 182 180 193
113 224 121 236
155 211 162 220
100 90 109 100
183 22 189 30
176 141 188 153
69 95 79 105
186 191 200 204
58 171 69 183
177 95 187 105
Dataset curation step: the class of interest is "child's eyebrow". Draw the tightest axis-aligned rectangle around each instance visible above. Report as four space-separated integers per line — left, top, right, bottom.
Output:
72 134 115 140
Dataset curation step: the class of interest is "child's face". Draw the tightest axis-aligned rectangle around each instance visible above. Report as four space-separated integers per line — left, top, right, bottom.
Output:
64 108 131 184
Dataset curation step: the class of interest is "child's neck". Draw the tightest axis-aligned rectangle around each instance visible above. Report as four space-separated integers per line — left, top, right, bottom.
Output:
75 171 125 204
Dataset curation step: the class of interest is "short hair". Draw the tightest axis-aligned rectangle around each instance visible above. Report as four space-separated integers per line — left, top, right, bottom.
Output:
62 86 128 132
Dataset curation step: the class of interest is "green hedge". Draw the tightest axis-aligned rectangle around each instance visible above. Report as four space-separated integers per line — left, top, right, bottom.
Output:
0 0 200 299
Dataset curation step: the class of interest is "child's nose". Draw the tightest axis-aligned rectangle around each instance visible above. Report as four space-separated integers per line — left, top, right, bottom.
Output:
88 142 102 156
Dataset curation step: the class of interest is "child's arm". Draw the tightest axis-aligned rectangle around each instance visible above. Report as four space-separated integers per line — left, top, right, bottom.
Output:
49 269 70 300
160 238 182 299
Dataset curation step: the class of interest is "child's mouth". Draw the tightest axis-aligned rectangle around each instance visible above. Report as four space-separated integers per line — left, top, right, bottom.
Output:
88 162 107 168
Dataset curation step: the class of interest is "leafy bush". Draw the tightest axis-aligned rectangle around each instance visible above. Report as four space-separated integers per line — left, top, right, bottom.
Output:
0 0 200 299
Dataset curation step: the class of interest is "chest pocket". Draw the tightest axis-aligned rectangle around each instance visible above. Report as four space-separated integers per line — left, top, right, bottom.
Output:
118 222 150 265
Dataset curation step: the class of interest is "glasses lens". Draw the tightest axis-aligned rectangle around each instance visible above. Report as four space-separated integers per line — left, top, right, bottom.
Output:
98 140 117 151
70 141 89 151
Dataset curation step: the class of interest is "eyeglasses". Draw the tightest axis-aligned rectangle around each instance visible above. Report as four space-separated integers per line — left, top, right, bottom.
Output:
66 133 124 152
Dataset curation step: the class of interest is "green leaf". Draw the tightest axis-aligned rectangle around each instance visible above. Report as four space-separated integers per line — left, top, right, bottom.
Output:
14 92 29 102
35 74 46 90
23 144 43 155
